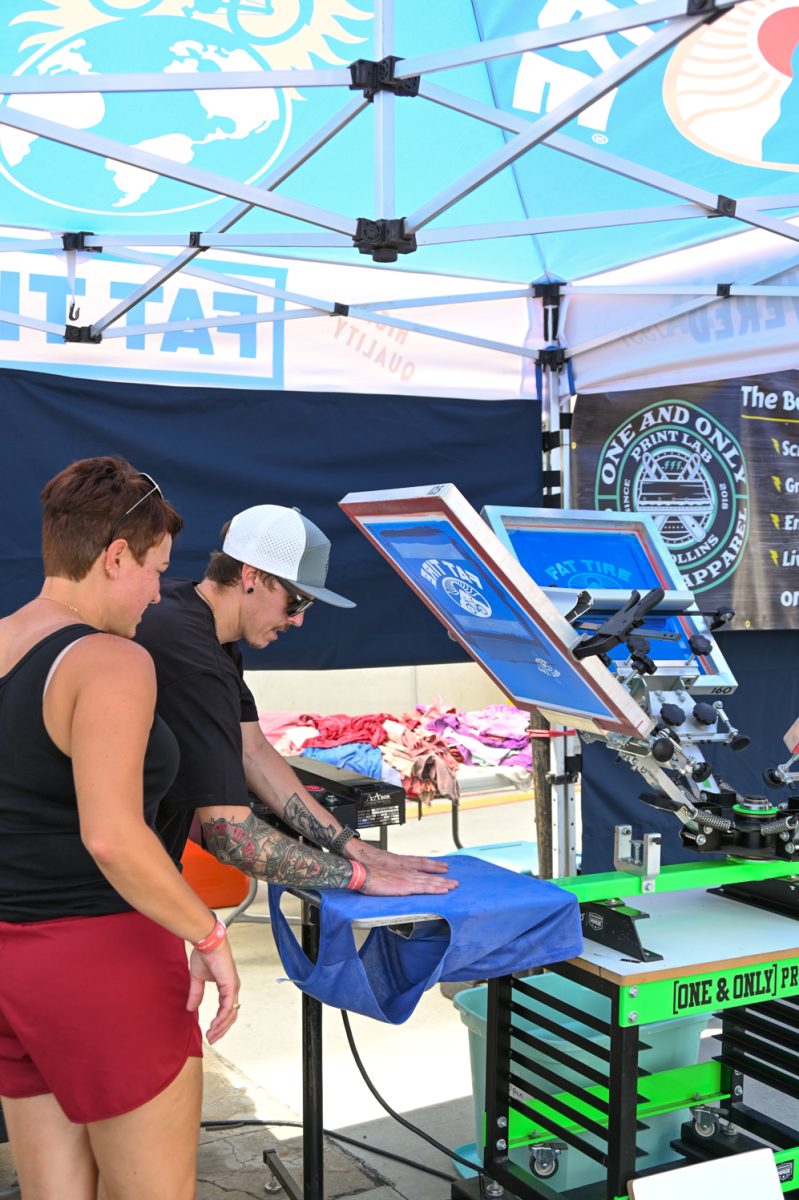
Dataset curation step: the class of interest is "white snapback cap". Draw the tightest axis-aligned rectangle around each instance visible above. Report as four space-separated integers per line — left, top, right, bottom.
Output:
223 505 355 608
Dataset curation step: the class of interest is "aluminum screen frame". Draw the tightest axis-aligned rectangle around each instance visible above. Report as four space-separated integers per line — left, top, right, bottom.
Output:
340 482 653 737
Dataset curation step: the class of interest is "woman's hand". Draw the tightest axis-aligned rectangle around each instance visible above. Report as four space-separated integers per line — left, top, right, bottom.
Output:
186 936 241 1044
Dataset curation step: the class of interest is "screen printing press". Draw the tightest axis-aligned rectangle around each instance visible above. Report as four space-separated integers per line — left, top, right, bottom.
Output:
339 484 799 1200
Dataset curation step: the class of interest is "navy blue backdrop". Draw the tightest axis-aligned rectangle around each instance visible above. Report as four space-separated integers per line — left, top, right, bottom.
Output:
2 367 542 670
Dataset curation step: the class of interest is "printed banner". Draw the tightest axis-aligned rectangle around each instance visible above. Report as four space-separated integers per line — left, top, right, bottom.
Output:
0 248 528 395
572 375 799 631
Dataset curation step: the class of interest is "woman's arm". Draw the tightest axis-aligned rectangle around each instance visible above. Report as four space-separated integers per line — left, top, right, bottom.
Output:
53 636 240 1042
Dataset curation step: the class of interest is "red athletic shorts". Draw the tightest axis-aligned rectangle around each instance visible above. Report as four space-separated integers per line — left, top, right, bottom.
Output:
0 910 202 1123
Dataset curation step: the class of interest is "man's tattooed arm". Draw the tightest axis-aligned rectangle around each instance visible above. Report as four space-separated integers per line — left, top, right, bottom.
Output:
241 723 345 848
201 811 364 888
283 793 338 848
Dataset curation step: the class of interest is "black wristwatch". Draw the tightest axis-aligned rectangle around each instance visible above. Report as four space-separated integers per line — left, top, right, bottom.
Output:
328 825 361 856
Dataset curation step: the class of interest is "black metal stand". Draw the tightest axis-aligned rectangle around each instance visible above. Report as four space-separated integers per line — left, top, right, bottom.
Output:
451 957 799 1200
263 898 326 1200
453 968 645 1200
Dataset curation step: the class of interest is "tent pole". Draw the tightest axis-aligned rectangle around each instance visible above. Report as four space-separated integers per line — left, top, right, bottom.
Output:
374 0 396 220
536 296 580 877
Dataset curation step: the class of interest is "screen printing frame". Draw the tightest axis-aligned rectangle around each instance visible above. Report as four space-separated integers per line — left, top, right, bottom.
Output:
481 505 735 695
340 483 653 738
481 506 692 610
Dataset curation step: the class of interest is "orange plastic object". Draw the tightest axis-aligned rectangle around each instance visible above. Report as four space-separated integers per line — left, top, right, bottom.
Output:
180 838 249 908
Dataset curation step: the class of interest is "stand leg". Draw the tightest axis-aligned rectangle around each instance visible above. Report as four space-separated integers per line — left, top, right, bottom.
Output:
261 899 325 1200
302 900 324 1200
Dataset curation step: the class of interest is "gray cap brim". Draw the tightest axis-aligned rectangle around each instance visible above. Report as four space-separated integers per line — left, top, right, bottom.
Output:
291 581 356 608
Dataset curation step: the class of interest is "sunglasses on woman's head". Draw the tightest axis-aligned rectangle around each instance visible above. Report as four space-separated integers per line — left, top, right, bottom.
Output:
106 472 162 547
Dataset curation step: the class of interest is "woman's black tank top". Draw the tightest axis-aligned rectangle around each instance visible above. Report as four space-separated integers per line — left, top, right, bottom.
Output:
0 624 179 922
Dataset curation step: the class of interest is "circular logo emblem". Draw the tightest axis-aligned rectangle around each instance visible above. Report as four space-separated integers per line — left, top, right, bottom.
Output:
0 7 312 216
663 0 799 170
595 401 749 594
441 577 492 618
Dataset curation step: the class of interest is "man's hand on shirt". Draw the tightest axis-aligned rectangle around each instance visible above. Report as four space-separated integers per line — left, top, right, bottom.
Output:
346 840 451 876
360 864 459 897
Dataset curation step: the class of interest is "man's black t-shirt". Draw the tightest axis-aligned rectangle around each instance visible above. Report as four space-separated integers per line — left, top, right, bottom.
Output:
135 578 258 863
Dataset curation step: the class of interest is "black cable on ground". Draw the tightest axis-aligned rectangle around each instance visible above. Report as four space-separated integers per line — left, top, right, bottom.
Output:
340 1009 484 1179
200 1118 454 1182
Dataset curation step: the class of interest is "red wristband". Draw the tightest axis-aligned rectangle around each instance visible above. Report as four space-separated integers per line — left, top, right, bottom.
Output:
346 861 367 892
193 915 227 953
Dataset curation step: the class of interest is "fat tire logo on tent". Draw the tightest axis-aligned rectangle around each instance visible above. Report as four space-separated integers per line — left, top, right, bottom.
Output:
594 401 749 594
664 0 799 171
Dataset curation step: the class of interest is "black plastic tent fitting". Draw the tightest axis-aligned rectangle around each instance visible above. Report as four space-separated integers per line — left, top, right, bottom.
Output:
188 231 208 250
538 346 567 370
353 218 416 263
532 281 563 305
331 302 349 316
713 195 737 217
63 324 102 344
349 56 420 101
61 231 101 253
716 283 731 298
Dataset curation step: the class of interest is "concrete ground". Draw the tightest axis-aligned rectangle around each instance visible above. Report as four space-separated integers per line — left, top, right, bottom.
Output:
0 798 535 1200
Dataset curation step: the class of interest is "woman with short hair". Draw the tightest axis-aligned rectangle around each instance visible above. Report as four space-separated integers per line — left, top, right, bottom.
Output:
0 456 240 1200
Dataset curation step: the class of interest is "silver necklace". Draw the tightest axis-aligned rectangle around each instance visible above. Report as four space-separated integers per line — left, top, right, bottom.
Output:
194 585 221 641
40 595 90 624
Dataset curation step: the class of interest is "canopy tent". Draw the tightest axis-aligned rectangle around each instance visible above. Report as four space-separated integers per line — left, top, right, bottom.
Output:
1 0 799 400
3 0 799 874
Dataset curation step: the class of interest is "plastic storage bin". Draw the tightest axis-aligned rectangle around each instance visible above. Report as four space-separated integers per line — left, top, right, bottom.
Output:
455 974 708 1191
180 838 249 908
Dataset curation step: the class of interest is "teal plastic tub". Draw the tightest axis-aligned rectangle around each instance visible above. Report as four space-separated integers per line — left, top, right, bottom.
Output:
455 975 708 1191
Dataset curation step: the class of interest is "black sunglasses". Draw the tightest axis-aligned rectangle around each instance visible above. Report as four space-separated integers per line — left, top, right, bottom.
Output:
274 577 314 617
107 472 162 547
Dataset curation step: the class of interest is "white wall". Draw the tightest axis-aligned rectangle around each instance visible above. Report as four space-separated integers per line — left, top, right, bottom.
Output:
244 660 506 716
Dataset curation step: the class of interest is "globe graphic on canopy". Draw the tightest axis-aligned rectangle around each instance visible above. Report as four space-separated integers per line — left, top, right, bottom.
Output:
0 15 288 216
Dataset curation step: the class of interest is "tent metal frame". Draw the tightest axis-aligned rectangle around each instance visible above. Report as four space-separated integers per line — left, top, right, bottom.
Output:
0 0 784 364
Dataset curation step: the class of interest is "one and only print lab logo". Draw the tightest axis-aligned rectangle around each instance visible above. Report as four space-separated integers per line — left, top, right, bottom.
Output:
511 0 799 168
595 402 749 594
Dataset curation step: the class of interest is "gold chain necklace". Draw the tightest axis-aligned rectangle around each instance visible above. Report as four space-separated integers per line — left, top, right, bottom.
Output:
40 595 90 624
194 585 220 641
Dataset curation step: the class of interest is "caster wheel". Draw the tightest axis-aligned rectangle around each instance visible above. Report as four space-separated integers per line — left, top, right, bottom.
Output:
692 1112 719 1139
529 1149 559 1178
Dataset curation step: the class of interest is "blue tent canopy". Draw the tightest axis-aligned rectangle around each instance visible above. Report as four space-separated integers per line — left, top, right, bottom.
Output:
0 0 797 398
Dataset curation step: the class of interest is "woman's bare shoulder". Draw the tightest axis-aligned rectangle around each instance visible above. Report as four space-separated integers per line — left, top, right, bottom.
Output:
69 632 154 676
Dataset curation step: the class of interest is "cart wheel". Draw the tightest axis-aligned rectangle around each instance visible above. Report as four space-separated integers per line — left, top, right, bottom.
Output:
529 1147 560 1178
692 1110 719 1139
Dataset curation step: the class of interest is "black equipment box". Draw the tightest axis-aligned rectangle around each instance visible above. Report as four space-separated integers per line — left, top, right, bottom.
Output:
286 756 406 830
